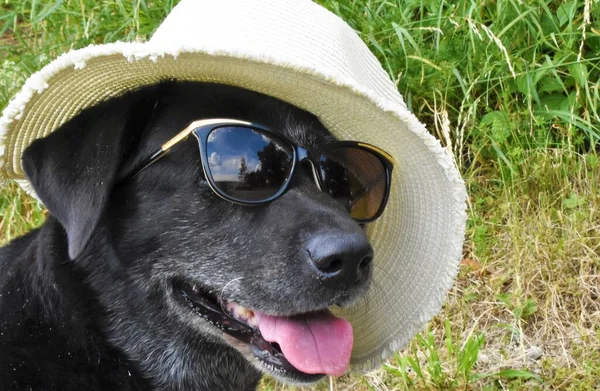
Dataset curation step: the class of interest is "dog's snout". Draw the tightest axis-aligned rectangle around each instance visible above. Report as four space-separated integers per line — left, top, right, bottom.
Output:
306 232 373 287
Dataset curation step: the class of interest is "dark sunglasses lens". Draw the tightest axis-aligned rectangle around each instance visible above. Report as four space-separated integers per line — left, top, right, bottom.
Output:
205 126 294 202
319 147 387 221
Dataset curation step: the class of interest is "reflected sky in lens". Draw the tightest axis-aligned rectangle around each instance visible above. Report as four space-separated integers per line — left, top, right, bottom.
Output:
206 127 273 181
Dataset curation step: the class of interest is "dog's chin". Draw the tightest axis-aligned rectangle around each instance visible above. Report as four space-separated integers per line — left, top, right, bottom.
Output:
170 278 359 384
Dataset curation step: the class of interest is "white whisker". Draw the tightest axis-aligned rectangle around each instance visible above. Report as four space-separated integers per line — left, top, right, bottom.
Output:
219 276 244 312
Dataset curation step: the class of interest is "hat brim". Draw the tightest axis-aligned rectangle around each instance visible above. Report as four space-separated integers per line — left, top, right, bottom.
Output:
0 42 467 372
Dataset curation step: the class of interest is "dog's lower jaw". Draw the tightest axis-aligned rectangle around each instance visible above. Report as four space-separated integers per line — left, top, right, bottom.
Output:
100 277 329 390
104 300 263 391
221 332 327 387
85 264 262 390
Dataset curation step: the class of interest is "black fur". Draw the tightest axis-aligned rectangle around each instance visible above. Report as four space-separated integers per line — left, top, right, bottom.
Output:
0 82 372 390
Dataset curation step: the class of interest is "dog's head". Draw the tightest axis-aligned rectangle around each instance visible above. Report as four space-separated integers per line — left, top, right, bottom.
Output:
22 82 373 386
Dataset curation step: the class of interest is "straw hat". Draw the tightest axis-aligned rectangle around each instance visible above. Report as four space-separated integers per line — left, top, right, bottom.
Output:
0 0 467 372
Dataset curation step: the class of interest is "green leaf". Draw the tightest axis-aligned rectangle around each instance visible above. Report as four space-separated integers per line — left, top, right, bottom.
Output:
406 356 424 380
522 298 538 318
586 154 599 170
480 111 509 127
557 1 577 27
32 0 65 23
494 369 540 379
480 111 512 145
539 77 565 94
495 293 512 307
563 193 586 209
444 320 454 357
540 12 559 35
392 22 419 52
516 72 539 101
568 62 588 89
462 292 479 303
472 369 541 381
538 93 571 113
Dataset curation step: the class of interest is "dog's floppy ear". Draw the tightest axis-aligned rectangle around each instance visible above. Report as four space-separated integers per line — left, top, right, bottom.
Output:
22 92 157 259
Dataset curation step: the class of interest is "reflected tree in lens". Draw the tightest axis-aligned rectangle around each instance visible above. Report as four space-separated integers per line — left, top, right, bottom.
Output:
320 156 351 200
238 157 248 182
257 143 290 185
237 142 290 189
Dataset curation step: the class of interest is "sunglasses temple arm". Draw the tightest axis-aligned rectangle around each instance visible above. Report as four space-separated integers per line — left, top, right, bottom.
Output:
129 148 168 179
128 125 198 179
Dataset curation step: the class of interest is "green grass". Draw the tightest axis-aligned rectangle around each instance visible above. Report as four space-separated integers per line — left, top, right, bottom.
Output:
1 0 599 390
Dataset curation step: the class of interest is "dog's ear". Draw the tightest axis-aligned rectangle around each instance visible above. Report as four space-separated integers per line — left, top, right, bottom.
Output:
22 92 157 259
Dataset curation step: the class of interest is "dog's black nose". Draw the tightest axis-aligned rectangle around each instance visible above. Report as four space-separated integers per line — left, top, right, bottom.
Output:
306 232 373 287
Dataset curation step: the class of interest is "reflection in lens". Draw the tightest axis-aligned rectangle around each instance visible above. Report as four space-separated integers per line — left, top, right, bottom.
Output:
206 126 293 202
319 147 386 221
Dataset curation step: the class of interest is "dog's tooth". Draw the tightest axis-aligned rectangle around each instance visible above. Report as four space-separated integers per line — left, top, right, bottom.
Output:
233 305 246 319
224 302 259 328
247 314 259 328
229 304 250 320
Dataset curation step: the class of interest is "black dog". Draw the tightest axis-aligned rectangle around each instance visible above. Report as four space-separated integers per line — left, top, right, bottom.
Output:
0 82 374 390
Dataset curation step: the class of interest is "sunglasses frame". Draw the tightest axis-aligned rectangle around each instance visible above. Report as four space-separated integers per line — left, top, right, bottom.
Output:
130 119 394 223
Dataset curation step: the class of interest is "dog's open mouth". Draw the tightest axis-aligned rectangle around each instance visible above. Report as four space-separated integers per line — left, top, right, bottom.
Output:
176 281 353 381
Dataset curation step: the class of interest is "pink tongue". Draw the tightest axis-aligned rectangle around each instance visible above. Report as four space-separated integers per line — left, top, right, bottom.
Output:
256 310 353 376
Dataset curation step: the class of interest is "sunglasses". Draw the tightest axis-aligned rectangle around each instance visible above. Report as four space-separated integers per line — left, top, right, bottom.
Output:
130 119 394 222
